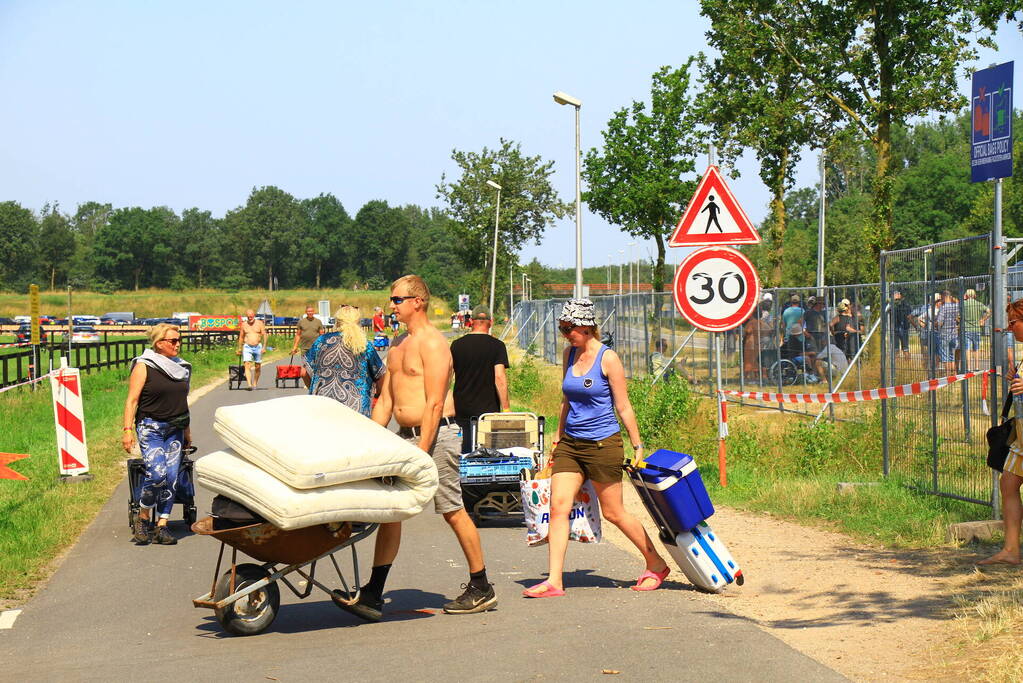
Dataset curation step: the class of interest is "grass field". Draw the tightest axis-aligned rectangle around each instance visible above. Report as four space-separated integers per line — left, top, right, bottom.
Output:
0 336 289 603
0 287 454 320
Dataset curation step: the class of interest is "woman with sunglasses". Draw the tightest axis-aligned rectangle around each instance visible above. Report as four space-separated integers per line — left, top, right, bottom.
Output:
122 323 192 545
524 299 669 598
980 299 1023 566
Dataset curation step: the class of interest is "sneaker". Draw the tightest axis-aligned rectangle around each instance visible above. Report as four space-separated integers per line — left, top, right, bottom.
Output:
332 590 383 623
443 582 497 614
152 526 178 545
132 516 151 545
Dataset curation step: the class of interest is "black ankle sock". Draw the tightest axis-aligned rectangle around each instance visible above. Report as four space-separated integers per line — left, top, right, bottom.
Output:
469 567 489 590
364 564 392 599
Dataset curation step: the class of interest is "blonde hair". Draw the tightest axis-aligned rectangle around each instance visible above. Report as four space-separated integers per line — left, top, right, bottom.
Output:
148 323 179 349
965 288 976 299
391 274 431 304
335 305 367 354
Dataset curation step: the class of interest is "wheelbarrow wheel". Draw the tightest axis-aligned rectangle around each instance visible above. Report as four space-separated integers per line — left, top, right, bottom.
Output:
214 563 280 636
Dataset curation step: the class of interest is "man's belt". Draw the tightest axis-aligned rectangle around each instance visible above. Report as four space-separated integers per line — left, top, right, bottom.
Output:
398 417 457 438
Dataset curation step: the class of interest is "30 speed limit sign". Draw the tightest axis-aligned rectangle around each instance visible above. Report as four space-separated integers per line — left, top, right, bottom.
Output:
673 246 760 332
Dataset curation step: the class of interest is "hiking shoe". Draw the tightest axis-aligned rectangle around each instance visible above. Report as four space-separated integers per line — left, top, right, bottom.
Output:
152 526 177 545
443 582 497 614
332 590 383 623
132 516 151 545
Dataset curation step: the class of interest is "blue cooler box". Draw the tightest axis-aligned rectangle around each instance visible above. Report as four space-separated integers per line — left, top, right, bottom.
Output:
629 449 714 534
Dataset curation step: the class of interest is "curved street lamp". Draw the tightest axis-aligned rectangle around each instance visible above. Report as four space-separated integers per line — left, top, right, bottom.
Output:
486 180 502 321
553 90 583 299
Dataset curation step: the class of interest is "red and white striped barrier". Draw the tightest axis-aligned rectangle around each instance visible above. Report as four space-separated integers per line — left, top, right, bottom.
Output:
49 366 90 477
0 342 29 348
722 370 990 404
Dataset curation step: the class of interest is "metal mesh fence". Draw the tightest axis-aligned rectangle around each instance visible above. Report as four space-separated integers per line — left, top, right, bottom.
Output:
880 235 997 506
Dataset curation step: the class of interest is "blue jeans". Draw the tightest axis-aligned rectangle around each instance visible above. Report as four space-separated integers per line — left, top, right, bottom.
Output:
137 417 184 518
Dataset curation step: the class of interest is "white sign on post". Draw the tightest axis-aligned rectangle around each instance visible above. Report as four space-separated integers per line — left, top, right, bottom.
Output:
669 166 761 247
673 246 761 332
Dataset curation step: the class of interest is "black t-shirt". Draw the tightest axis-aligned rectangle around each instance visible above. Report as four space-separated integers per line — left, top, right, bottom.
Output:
450 333 510 418
893 299 912 331
136 364 189 422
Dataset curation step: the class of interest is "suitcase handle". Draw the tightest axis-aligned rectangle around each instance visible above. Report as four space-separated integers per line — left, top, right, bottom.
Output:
625 463 679 543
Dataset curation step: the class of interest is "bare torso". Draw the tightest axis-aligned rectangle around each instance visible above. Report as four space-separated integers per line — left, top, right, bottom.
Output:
241 319 265 346
385 328 451 427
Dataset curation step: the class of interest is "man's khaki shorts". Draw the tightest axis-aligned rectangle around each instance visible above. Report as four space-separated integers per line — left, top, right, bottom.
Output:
404 423 463 514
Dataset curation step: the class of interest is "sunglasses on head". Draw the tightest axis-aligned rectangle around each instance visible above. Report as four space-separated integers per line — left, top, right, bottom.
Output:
390 295 418 305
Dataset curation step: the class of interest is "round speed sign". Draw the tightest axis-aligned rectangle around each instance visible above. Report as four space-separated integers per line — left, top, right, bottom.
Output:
673 246 760 332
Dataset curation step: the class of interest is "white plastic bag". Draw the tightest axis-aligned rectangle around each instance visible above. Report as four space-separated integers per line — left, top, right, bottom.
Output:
520 477 601 546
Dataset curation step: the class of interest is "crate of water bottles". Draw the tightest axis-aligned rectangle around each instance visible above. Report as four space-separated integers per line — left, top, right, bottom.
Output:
459 447 535 485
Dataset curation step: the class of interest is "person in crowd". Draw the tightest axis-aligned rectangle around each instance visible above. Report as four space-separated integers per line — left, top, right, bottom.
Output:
743 300 777 383
830 300 858 358
891 291 913 362
934 290 960 373
340 275 495 621
236 308 267 390
781 294 804 340
979 298 1023 567
803 296 828 351
523 299 669 598
291 306 324 388
372 306 386 335
306 305 385 417
450 306 510 454
649 338 672 381
961 289 990 372
780 323 824 380
121 323 191 546
389 310 400 333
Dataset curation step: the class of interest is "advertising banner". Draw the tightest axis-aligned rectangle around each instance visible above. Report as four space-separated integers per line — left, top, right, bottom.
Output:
189 315 241 331
971 61 1013 183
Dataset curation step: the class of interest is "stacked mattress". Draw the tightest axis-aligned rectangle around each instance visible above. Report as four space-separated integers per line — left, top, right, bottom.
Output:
195 395 439 530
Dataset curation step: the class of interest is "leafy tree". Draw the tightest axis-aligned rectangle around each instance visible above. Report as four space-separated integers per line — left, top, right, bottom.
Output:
94 206 179 290
436 138 571 306
699 6 832 286
229 186 304 290
69 201 111 286
711 1 1021 261
404 206 468 305
0 201 38 290
37 203 76 290
299 193 351 288
349 200 410 283
582 62 703 292
177 208 224 288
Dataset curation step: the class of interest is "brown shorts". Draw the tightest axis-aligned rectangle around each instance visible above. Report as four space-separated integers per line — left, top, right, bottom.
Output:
551 432 624 483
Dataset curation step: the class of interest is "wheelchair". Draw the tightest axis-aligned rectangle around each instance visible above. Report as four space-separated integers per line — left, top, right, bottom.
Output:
768 354 831 387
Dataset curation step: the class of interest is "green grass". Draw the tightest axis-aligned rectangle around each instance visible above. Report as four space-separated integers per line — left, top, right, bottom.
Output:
0 336 289 601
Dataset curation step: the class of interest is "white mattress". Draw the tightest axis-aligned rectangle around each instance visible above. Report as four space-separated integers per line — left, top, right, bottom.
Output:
214 394 430 489
195 450 438 529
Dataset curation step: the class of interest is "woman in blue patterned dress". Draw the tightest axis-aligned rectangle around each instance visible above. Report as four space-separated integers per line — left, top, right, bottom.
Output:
306 305 386 417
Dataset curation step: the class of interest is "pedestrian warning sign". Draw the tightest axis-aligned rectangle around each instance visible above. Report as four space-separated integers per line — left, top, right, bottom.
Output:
668 165 760 247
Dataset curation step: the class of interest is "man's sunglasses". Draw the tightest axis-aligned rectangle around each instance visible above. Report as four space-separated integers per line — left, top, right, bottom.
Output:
390 295 418 305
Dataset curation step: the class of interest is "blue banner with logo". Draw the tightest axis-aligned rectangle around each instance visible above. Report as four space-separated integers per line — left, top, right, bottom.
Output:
971 61 1013 183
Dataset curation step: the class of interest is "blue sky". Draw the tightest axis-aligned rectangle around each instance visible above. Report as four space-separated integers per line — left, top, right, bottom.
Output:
0 1 1019 272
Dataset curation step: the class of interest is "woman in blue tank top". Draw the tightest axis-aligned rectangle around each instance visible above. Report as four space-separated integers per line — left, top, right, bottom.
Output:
524 299 668 598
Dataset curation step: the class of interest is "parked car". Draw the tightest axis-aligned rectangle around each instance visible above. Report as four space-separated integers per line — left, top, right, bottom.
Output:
62 326 101 344
14 325 47 343
13 315 30 324
0 317 16 325
72 315 101 326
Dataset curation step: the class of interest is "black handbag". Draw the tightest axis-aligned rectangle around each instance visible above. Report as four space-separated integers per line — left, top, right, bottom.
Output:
987 368 1021 472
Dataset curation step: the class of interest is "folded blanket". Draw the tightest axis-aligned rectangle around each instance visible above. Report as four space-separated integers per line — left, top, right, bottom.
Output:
195 450 438 529
214 394 432 489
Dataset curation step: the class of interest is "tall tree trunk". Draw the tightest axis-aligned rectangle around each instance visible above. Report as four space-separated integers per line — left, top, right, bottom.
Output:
768 149 789 288
268 265 273 291
50 266 55 291
198 265 204 289
869 9 895 260
653 230 666 292
316 262 321 289
134 269 140 291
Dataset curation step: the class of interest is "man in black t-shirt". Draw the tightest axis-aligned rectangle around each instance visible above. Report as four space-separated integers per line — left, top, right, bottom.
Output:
450 306 510 454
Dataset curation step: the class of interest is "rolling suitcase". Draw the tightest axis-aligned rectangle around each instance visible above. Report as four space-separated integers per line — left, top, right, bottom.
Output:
627 449 743 593
127 447 198 529
275 356 302 388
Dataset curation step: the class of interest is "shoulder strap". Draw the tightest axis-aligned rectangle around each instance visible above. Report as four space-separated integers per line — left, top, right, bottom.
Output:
1002 362 1023 421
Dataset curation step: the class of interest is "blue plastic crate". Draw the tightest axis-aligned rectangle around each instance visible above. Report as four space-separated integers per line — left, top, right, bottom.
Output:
459 455 534 484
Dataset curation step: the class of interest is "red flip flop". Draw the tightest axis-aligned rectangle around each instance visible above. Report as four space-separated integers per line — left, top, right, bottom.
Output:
631 566 670 592
522 581 565 598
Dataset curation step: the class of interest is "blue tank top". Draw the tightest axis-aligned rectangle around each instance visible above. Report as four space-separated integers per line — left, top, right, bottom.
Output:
562 345 619 440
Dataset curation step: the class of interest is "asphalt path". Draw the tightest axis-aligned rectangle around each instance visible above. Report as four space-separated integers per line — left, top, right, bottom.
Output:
1 358 844 681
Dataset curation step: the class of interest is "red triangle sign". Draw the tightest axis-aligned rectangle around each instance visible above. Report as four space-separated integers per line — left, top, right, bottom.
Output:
60 448 86 471
669 165 760 247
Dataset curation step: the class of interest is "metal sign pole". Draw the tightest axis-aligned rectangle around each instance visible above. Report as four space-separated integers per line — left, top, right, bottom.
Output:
992 177 1005 519
715 332 726 486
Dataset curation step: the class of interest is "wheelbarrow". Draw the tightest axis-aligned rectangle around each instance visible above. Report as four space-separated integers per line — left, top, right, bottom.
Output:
191 516 378 636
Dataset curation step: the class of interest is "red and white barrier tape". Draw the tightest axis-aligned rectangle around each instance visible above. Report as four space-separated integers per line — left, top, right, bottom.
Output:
0 342 30 348
722 369 990 404
0 371 53 394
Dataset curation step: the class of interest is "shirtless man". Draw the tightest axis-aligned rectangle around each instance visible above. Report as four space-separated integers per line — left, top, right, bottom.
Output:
236 309 268 390
337 275 495 622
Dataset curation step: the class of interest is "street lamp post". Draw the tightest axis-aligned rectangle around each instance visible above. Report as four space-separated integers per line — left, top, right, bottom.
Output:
553 90 583 299
486 180 502 319
618 249 624 295
628 241 637 293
